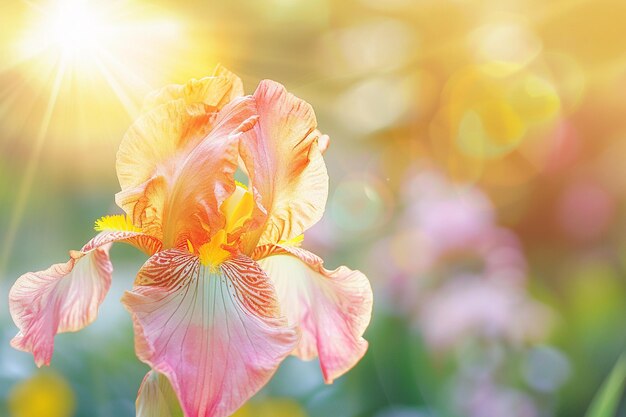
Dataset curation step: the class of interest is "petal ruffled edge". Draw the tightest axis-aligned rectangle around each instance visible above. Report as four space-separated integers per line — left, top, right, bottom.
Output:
142 64 244 113
255 245 373 383
122 250 297 417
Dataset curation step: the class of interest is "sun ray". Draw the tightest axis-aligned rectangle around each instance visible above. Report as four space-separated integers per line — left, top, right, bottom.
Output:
92 54 140 119
98 47 154 96
0 0 195 279
0 58 67 274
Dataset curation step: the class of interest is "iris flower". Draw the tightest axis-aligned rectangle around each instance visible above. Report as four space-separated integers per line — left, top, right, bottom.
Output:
9 66 373 417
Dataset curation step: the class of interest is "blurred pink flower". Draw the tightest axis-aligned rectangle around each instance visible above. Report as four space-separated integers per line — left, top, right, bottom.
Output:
374 168 550 350
557 179 616 243
402 170 495 255
419 277 551 350
454 373 539 417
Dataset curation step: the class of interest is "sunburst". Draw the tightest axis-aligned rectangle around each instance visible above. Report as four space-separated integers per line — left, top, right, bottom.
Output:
0 0 203 273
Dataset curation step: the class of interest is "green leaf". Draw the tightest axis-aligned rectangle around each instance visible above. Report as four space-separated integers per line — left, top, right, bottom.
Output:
585 353 626 417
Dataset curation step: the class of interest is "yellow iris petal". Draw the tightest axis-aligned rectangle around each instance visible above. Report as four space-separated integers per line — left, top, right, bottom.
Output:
221 185 254 233
234 180 249 191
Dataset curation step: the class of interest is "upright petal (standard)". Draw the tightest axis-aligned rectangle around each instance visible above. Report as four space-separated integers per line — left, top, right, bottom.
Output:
116 96 257 248
239 80 329 250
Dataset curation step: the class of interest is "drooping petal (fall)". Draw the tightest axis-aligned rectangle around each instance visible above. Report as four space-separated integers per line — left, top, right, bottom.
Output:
9 230 161 367
255 245 372 383
116 95 257 248
142 64 244 113
239 80 329 251
122 249 297 417
136 370 184 417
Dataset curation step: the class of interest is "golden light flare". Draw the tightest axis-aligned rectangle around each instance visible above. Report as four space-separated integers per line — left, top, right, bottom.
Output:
0 0 218 274
8 371 76 417
12 0 184 116
428 62 562 187
18 0 113 59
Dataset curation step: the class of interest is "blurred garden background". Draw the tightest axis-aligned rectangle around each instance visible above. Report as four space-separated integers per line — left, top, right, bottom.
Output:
2 0 626 416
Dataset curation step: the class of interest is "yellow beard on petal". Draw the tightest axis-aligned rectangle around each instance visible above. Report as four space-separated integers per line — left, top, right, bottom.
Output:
94 214 142 232
197 229 231 270
193 185 255 270
278 234 304 247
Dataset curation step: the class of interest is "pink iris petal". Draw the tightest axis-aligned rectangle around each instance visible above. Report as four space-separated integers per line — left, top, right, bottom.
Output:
256 245 373 383
9 230 160 367
122 249 297 417
239 80 329 250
